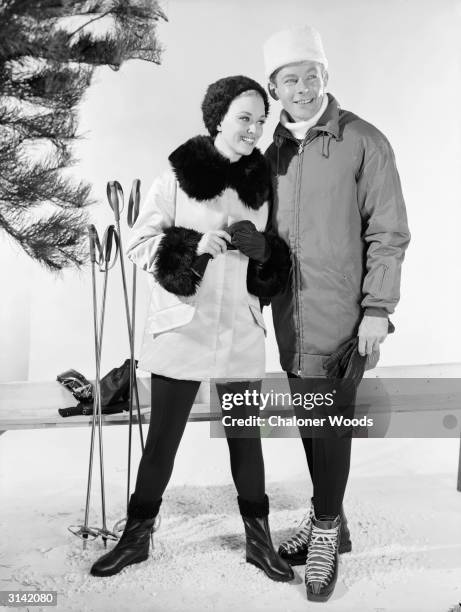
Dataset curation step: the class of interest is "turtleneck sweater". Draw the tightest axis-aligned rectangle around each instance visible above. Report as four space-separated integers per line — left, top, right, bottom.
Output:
280 94 329 140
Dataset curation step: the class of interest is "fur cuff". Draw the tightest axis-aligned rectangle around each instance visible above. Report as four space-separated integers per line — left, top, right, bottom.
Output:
128 495 162 520
154 226 203 296
247 233 291 298
238 494 269 518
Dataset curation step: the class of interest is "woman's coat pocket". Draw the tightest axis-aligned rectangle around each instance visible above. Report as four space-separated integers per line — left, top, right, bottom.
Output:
146 282 196 334
146 302 196 334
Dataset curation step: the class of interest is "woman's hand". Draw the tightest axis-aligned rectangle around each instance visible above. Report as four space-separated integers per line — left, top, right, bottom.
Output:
196 230 232 258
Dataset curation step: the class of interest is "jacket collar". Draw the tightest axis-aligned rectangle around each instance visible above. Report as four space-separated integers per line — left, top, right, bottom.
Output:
274 93 341 143
168 135 270 210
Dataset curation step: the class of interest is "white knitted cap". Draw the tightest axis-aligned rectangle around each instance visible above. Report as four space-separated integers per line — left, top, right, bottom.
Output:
263 25 328 80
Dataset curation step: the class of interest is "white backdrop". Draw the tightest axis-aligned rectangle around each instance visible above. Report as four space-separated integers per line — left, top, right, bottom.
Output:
1 0 460 382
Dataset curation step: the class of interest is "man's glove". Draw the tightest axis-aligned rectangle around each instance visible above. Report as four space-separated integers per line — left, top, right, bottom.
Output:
324 320 394 385
323 337 367 386
227 220 271 263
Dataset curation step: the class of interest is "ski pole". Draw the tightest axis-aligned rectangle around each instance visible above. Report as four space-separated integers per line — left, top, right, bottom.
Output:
106 181 143 443
107 181 145 536
94 225 119 548
68 225 103 548
125 179 161 544
125 179 143 512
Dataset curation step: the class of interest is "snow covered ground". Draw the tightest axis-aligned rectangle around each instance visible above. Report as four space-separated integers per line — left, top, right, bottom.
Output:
2 423 461 612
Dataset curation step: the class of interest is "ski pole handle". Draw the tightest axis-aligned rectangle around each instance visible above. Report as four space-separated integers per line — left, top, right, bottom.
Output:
88 224 102 265
107 181 124 222
128 179 141 228
100 225 120 271
59 405 89 417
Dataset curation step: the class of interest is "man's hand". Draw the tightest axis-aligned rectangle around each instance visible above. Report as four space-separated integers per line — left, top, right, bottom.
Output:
357 315 388 356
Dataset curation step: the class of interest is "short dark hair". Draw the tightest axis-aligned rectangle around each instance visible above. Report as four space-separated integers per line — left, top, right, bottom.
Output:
202 75 270 137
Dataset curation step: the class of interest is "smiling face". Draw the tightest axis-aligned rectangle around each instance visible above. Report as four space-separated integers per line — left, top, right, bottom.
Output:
214 91 266 162
270 61 328 122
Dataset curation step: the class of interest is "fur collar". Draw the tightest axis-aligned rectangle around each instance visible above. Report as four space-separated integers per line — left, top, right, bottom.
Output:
168 135 270 210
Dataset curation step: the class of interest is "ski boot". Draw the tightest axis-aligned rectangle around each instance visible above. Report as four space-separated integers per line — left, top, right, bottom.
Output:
278 499 351 565
305 514 341 602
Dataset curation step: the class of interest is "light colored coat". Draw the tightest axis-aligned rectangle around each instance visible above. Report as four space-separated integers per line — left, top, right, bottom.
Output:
127 170 269 381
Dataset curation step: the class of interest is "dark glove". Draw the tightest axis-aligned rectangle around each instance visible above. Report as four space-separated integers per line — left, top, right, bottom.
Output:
323 337 367 386
324 320 394 384
191 228 236 279
227 220 270 263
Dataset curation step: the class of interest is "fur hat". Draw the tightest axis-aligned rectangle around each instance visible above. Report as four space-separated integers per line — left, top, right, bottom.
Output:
201 75 269 137
263 25 328 81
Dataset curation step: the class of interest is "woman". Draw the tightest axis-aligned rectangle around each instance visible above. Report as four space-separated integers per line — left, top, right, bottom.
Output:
90 76 293 582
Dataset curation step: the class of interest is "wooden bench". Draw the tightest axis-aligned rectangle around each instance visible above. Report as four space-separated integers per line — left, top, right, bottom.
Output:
1 365 461 489
0 376 215 431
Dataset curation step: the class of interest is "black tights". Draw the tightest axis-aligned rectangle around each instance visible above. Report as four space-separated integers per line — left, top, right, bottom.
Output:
133 374 265 514
288 373 352 518
298 435 351 518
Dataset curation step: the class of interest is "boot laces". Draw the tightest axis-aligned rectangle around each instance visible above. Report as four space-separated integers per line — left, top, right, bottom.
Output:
280 505 314 553
305 523 339 585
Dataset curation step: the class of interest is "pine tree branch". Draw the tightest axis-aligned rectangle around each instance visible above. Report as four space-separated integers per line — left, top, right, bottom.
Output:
66 9 112 41
0 0 166 269
0 206 89 270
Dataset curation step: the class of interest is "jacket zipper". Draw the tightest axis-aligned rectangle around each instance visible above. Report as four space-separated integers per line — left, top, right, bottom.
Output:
295 133 318 375
294 141 304 375
278 129 322 376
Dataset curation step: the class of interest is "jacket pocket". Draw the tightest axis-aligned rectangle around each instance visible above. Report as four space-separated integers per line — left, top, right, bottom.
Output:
249 304 267 336
146 281 196 334
338 270 361 300
147 302 196 334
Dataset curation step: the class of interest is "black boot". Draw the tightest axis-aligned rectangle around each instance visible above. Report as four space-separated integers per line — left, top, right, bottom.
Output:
279 500 351 566
278 498 314 566
339 507 352 553
238 495 294 583
305 514 341 602
90 496 160 577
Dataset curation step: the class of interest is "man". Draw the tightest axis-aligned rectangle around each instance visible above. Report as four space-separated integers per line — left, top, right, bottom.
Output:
262 25 410 602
